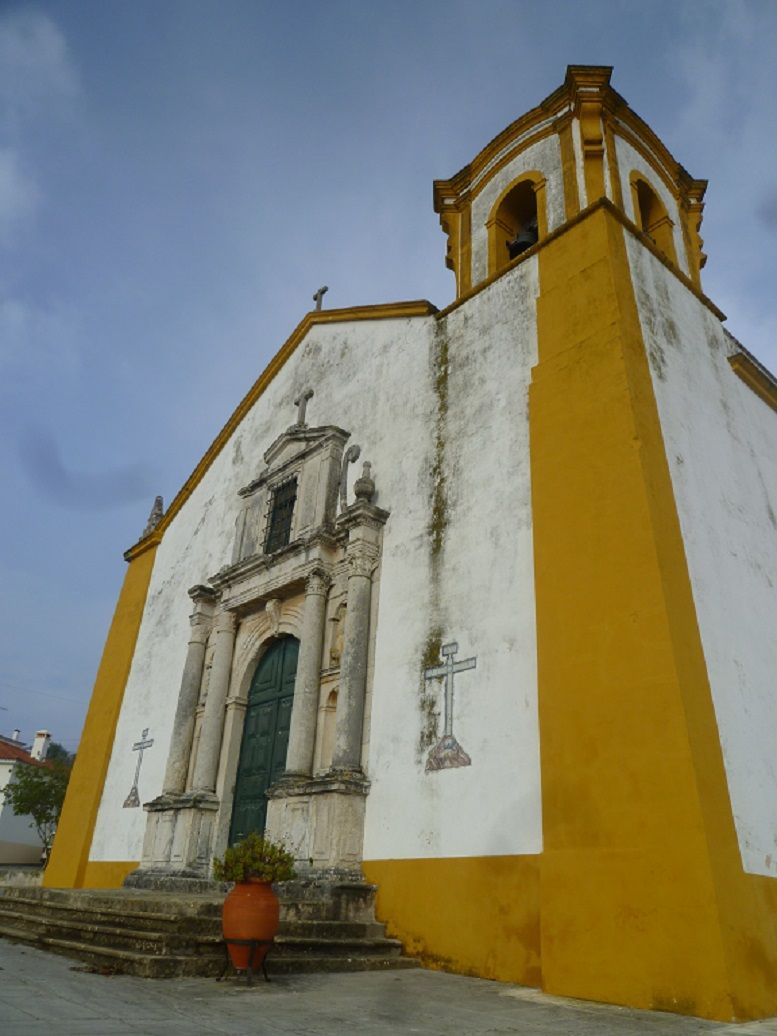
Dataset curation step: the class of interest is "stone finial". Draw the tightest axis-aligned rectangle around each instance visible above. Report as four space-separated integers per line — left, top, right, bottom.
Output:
339 444 361 512
353 461 375 502
313 285 328 311
143 495 164 537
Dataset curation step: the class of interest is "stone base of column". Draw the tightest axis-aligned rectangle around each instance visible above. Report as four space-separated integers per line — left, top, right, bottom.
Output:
124 791 220 886
266 771 370 875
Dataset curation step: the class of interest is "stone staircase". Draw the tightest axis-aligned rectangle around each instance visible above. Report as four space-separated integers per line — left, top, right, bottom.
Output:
0 879 418 978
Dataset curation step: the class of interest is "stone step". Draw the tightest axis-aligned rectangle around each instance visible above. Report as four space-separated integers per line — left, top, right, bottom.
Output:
0 923 224 979
0 921 417 978
0 906 399 960
0 903 221 944
278 918 386 940
273 935 403 958
0 879 419 977
0 886 222 918
0 909 221 957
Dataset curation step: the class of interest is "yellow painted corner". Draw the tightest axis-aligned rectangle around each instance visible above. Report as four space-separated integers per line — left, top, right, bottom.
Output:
44 546 157 889
530 202 777 1020
363 855 541 986
80 861 139 889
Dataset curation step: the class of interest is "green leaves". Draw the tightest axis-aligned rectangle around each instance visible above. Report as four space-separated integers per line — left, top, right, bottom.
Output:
213 832 296 883
2 759 72 850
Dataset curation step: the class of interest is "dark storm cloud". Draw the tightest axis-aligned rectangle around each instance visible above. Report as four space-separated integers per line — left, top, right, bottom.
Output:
19 427 154 509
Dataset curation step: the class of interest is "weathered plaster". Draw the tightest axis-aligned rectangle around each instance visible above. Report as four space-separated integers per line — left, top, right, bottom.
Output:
470 135 564 286
363 256 542 861
89 315 435 861
570 116 587 209
90 262 542 865
615 134 689 276
628 235 777 878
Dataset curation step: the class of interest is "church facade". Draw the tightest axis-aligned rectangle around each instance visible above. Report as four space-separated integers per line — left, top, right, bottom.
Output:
46 67 777 1021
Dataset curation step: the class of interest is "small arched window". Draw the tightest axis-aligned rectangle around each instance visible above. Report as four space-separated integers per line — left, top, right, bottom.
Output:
631 175 677 264
487 174 546 276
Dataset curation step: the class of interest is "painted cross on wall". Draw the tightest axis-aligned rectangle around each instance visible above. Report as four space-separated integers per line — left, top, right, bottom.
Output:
123 728 154 808
424 641 476 772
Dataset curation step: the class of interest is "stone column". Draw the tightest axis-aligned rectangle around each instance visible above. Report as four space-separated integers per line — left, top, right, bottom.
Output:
191 607 237 793
162 585 216 795
285 568 330 777
331 542 377 772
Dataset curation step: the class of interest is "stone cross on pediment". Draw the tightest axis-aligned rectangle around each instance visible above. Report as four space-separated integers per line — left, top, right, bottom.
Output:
123 727 154 808
424 642 476 772
293 388 314 427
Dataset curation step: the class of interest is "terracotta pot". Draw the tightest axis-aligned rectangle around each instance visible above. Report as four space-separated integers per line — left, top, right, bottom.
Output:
222 879 280 970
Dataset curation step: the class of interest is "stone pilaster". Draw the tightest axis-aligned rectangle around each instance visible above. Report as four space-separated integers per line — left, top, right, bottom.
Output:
285 568 331 777
162 585 217 795
331 496 389 773
191 607 237 793
331 547 375 771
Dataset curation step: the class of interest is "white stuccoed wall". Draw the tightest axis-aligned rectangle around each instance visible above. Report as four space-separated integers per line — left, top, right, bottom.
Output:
616 135 689 277
364 258 541 861
469 135 565 287
627 233 777 878
90 260 542 863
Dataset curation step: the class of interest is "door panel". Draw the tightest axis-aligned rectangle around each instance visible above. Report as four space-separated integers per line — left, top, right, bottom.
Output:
229 637 299 844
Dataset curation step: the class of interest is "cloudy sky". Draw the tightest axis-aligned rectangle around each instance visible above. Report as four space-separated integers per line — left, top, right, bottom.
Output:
1 0 776 753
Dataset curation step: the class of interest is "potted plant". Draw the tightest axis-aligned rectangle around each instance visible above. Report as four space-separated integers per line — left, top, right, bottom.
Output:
213 832 296 972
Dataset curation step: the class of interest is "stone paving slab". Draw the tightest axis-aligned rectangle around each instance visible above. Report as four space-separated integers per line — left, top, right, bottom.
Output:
3 938 777 1035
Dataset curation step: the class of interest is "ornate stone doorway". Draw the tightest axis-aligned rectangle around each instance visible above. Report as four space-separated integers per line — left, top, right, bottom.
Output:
229 636 299 843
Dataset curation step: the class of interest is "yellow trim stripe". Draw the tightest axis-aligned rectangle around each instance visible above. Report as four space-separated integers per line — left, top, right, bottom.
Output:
125 300 437 560
728 352 777 413
44 547 158 888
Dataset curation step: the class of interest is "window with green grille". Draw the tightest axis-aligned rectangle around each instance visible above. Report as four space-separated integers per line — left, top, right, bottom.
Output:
264 478 297 553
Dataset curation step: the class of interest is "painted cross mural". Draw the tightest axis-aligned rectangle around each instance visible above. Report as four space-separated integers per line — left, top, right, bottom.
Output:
123 728 154 808
424 642 476 772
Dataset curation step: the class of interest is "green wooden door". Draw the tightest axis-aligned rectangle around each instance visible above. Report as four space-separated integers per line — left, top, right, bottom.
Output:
229 636 298 844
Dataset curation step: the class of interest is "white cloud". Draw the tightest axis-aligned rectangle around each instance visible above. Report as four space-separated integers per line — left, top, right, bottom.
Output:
0 8 79 128
0 147 40 242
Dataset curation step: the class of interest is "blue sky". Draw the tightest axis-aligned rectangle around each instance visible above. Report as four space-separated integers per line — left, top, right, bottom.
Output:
2 0 776 753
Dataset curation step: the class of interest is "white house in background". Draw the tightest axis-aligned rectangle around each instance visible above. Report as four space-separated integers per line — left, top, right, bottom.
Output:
0 730 51 865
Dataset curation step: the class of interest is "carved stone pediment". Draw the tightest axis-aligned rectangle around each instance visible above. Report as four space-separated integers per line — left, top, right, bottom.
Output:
250 424 350 488
232 424 351 570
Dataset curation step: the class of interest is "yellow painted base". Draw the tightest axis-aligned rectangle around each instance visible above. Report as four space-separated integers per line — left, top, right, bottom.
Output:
44 547 157 889
363 856 540 986
80 861 139 889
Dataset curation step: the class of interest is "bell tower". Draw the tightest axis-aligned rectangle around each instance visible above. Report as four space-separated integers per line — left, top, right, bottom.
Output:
434 65 707 298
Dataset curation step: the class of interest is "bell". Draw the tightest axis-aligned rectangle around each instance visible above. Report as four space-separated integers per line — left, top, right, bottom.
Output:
506 220 539 259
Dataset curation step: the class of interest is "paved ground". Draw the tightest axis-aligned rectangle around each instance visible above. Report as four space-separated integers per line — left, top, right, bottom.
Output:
3 940 777 1035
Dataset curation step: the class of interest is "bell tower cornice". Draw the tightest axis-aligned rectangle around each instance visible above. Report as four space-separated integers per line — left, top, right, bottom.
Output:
434 64 708 298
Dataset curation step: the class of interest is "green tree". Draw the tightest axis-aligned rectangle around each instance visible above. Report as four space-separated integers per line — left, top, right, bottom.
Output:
45 741 75 766
2 759 72 852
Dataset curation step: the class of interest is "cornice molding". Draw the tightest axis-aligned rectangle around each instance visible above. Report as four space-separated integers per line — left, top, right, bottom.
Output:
728 351 777 414
436 197 725 323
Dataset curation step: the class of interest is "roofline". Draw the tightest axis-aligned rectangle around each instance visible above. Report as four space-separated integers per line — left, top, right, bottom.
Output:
124 299 438 561
433 65 706 212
